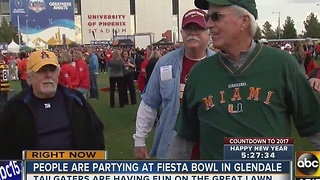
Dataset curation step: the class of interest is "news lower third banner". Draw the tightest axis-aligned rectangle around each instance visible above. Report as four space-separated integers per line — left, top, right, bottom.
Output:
25 161 291 180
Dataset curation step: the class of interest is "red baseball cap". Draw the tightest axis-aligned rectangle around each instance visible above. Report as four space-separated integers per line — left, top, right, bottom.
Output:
306 51 312 57
182 9 207 29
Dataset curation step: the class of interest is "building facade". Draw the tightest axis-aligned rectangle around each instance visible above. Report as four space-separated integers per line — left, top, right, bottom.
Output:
0 0 196 46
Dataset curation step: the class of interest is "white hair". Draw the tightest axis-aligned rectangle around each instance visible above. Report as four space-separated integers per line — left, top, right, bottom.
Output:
229 5 257 37
26 70 35 86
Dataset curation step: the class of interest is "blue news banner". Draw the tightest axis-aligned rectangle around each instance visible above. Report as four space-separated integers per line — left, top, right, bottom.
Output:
25 161 291 180
0 161 22 180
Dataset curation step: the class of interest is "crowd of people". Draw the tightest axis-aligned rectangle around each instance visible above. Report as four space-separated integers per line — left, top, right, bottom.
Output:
0 45 173 107
1 0 320 160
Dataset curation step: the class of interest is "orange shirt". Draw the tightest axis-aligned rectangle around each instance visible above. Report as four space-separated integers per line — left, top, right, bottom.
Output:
17 58 27 80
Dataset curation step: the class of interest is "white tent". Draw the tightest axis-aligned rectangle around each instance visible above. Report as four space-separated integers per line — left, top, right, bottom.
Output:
7 40 20 53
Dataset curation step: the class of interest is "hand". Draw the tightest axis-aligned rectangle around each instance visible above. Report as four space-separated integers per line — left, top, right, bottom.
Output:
309 78 320 92
134 146 150 159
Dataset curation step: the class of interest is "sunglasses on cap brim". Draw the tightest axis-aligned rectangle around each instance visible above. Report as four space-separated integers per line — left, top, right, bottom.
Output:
205 12 233 22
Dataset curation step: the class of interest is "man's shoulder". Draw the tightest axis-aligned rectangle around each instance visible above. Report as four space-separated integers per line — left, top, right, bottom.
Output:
156 48 184 66
77 60 86 66
6 89 29 105
185 54 219 83
259 45 297 66
91 54 98 59
260 45 290 57
194 53 219 68
61 86 85 100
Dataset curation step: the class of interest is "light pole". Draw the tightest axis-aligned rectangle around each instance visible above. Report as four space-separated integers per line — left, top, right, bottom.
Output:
17 14 28 45
26 19 35 42
272 12 281 40
17 15 21 45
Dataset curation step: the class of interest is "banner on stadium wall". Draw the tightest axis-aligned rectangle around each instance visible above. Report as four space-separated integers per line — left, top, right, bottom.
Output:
80 0 131 44
10 0 75 46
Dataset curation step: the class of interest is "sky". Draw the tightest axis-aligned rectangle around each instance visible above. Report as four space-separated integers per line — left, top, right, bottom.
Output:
256 0 320 34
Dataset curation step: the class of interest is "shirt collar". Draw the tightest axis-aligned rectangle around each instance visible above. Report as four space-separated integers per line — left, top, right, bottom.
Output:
220 40 256 67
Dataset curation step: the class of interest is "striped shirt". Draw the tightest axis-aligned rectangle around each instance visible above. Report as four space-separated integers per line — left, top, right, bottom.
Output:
0 63 9 92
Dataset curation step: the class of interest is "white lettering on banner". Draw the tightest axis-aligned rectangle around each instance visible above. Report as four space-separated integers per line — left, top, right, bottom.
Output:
30 162 284 173
27 174 287 180
48 2 72 10
229 146 288 152
33 163 69 172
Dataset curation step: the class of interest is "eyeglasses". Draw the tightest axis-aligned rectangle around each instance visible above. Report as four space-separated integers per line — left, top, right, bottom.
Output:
205 12 234 22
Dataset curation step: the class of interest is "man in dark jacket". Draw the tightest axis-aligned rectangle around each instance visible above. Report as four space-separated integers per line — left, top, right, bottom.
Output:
0 50 105 160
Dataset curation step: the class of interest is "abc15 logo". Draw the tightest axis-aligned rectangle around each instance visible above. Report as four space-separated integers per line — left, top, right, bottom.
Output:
296 151 320 177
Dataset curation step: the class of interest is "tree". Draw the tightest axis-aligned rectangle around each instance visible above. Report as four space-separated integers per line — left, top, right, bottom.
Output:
0 17 20 43
282 16 297 39
253 26 262 40
303 12 320 38
262 21 277 39
274 27 283 39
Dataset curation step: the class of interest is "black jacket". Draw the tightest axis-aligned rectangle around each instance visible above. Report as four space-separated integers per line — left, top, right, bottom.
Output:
0 85 105 159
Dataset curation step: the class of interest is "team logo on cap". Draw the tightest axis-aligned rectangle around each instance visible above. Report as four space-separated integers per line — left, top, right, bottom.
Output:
184 10 205 18
41 51 50 59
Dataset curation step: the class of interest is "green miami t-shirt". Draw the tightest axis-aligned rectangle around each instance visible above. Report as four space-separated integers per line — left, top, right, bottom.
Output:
175 43 320 160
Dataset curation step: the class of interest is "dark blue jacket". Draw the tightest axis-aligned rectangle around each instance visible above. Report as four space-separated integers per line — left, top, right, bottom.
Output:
0 85 105 159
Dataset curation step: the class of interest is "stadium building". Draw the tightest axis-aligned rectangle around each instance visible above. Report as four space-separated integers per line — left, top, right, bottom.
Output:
0 0 196 47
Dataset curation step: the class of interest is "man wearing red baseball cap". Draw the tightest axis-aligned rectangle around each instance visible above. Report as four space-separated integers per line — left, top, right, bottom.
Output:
133 9 215 159
181 9 207 28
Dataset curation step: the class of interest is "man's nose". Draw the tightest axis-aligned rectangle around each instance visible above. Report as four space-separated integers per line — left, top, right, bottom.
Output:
206 20 215 29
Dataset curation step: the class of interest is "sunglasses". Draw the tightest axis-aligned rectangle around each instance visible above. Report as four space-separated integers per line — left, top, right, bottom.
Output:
205 12 234 22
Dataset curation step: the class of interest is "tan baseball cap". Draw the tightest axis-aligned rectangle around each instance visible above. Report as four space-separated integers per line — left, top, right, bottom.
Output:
27 50 60 72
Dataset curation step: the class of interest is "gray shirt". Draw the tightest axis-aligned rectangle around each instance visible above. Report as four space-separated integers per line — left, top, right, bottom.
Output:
220 40 256 69
108 58 124 77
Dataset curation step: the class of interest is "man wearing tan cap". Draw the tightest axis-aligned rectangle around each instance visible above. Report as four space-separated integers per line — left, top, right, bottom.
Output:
133 9 215 159
0 50 105 160
168 0 320 159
